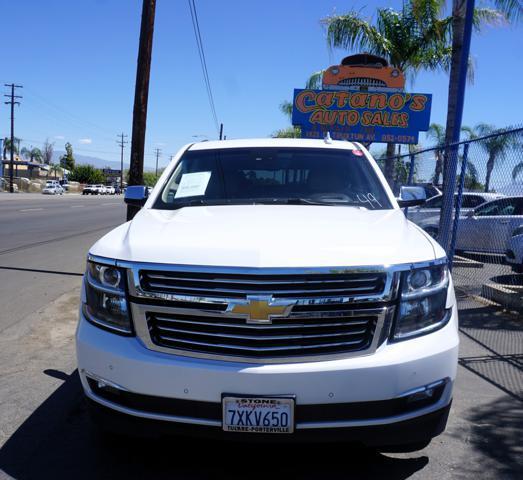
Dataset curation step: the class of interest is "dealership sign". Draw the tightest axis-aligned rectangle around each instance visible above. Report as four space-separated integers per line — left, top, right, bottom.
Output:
292 88 432 144
102 168 122 176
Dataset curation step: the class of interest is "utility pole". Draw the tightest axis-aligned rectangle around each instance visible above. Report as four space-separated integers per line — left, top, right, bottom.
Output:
219 123 223 140
4 83 22 193
154 148 161 177
116 133 128 189
127 0 157 220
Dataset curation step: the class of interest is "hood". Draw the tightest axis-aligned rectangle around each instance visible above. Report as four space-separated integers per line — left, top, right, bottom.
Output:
90 205 441 268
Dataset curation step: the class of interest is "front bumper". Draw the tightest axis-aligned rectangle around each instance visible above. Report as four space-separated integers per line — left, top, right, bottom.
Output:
76 302 458 439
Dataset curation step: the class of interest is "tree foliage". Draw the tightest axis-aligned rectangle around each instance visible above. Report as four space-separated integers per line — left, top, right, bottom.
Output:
473 124 521 191
60 142 75 171
124 169 163 187
69 164 105 184
21 147 43 163
42 139 54 165
2 137 20 159
272 126 302 138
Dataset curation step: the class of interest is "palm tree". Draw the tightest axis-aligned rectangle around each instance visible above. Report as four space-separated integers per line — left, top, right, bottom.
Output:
443 0 521 161
320 1 456 183
3 137 20 160
21 147 43 163
427 123 476 185
49 164 63 180
273 101 301 138
426 124 446 185
473 124 520 192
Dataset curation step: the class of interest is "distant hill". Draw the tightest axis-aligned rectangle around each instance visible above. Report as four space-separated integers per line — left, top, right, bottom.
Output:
52 151 126 171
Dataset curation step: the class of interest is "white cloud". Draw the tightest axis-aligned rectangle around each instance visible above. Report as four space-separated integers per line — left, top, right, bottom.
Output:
79 138 92 144
54 135 65 140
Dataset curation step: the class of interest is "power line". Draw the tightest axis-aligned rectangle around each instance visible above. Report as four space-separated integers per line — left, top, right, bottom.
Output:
117 133 128 189
24 87 116 137
188 0 220 136
4 83 23 193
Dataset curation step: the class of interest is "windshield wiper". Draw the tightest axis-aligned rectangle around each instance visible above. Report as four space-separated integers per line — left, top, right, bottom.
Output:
170 199 253 210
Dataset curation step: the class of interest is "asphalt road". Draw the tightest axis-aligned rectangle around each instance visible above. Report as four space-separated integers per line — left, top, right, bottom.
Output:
0 193 125 333
0 193 521 480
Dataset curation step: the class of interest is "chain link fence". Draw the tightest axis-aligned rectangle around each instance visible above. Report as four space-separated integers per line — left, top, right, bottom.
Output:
380 126 523 311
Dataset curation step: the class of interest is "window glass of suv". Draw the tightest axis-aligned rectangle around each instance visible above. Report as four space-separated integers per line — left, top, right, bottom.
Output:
155 147 393 210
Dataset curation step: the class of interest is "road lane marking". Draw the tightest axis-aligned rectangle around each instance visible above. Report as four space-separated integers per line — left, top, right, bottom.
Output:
19 208 44 212
101 202 120 205
70 205 85 208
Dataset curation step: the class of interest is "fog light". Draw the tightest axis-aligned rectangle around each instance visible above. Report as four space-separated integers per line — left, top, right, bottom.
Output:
83 370 128 394
401 378 448 404
407 387 436 403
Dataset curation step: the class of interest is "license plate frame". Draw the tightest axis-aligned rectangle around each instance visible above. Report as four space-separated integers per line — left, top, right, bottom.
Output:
222 394 295 434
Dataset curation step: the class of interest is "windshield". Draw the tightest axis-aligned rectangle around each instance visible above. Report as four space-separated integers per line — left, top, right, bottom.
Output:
154 147 392 210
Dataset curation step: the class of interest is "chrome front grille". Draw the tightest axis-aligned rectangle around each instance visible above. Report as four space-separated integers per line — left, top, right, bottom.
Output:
338 77 387 88
125 264 398 363
146 308 380 359
139 270 387 299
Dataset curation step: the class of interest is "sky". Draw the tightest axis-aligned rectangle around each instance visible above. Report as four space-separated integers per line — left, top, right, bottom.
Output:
0 0 522 171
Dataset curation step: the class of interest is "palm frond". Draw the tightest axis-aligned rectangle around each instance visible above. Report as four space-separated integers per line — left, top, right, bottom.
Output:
513 161 523 180
305 71 324 89
427 123 446 144
279 101 293 120
271 126 301 139
472 7 507 30
322 12 390 57
460 125 477 140
491 0 522 23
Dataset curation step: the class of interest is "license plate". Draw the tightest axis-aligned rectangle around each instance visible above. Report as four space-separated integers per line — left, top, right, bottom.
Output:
222 396 294 434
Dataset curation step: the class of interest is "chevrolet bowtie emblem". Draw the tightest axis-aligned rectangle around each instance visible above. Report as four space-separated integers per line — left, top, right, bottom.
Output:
228 295 296 324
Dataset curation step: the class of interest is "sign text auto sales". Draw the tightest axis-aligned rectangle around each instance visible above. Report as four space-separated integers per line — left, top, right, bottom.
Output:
292 89 432 144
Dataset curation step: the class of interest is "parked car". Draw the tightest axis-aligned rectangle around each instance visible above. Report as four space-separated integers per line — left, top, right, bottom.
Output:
94 184 107 195
441 196 523 254
78 138 458 451
42 184 64 195
45 180 61 188
105 185 116 195
505 225 523 272
83 185 97 195
407 192 503 226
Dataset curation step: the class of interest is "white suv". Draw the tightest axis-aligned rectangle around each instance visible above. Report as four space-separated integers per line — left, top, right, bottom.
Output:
76 138 458 450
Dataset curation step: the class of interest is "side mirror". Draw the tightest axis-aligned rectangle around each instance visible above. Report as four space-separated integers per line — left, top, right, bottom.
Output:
124 185 149 208
466 209 475 218
397 186 426 208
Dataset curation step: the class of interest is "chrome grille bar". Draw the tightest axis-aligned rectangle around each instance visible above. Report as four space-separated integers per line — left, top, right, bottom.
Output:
154 325 368 341
153 315 369 330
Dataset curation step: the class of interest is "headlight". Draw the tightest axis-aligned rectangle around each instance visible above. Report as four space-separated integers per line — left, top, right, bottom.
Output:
511 226 523 237
82 260 132 335
392 262 451 341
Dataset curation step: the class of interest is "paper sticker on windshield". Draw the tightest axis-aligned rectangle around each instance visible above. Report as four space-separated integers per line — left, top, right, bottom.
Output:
174 171 212 198
352 150 364 157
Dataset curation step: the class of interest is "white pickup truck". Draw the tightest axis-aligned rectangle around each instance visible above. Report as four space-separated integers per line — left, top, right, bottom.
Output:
76 138 458 451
